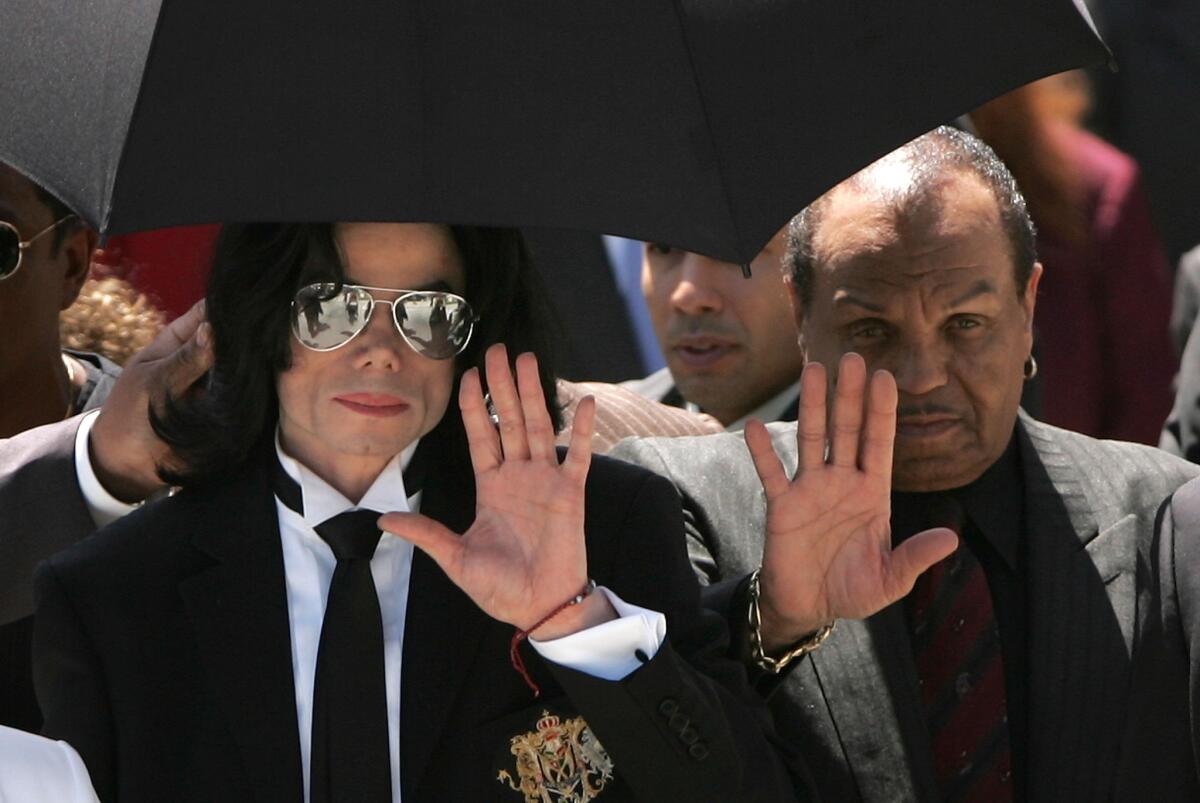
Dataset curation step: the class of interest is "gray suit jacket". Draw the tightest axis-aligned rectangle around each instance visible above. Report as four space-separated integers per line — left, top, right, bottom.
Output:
1 416 95 625
1 416 98 732
612 413 1200 801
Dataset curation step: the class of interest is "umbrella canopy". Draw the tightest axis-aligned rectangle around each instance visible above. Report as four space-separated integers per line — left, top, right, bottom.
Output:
0 0 1106 265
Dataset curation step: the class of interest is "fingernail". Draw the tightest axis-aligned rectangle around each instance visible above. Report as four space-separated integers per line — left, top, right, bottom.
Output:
196 323 211 348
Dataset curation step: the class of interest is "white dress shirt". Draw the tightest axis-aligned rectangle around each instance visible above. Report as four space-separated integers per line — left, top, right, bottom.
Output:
74 414 666 802
0 726 99 803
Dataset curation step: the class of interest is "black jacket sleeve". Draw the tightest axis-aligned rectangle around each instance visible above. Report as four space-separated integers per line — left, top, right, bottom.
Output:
547 467 815 802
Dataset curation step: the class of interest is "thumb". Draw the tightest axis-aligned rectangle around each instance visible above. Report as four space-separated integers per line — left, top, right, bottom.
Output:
379 512 463 575
885 527 959 599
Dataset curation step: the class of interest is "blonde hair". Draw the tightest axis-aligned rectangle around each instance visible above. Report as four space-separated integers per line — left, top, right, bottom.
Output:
60 276 166 365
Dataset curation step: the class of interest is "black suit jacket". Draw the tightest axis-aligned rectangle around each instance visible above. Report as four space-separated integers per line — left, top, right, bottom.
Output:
612 413 1200 801
34 444 804 802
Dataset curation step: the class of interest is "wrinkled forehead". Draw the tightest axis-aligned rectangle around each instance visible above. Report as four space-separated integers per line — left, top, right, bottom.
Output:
812 174 1015 308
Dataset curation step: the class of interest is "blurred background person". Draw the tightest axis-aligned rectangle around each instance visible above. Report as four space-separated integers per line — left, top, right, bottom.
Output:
1170 245 1200 354
1158 247 1200 462
625 232 804 429
969 72 1175 444
60 276 166 367
1084 0 1200 268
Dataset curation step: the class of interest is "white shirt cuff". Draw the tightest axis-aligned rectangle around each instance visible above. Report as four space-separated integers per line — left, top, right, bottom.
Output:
74 410 138 528
529 587 666 681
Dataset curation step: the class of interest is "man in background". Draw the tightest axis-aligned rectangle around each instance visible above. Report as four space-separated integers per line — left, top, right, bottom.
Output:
625 233 804 428
0 163 114 439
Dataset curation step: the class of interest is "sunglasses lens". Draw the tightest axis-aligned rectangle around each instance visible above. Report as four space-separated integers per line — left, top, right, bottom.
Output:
395 292 475 360
0 224 20 279
292 283 373 350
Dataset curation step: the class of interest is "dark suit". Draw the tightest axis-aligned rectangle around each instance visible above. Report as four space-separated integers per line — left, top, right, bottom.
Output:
0 417 96 733
34 443 804 802
612 413 1200 801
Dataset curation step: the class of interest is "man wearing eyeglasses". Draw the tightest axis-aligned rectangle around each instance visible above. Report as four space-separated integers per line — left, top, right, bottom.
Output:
0 163 113 438
0 164 216 735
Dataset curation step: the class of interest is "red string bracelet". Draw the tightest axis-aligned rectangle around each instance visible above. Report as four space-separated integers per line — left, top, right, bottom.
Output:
509 579 598 697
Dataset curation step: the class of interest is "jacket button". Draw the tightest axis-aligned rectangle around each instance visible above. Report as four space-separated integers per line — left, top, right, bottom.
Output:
679 725 699 745
688 742 710 761
668 712 689 733
658 699 679 718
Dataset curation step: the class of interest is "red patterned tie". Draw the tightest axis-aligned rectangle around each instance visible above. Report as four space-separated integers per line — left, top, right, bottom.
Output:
909 537 1013 801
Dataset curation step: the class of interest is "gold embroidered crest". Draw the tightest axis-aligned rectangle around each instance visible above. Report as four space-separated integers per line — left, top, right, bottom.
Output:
497 710 614 802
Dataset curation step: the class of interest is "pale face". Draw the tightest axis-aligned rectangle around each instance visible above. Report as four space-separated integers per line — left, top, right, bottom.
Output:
641 230 804 426
799 173 1040 491
276 223 463 486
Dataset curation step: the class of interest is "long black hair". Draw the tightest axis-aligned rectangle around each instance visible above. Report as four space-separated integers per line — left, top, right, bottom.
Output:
152 223 562 485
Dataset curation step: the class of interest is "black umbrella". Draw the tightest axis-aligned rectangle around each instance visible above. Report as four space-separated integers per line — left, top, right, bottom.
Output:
0 0 1106 265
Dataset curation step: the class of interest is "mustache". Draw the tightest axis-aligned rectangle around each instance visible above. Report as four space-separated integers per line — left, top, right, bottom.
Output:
895 402 960 418
664 317 742 342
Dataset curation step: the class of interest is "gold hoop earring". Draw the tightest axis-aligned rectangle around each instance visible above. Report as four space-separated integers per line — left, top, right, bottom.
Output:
1024 355 1038 380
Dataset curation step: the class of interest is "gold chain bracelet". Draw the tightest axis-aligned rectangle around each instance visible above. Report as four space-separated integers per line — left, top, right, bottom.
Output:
746 568 835 673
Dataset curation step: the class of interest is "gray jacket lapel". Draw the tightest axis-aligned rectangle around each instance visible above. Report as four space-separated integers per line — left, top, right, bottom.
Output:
804 606 936 803
1018 414 1134 801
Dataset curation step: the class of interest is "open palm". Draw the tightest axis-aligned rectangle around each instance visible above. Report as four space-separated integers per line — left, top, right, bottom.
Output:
380 345 597 632
747 354 958 647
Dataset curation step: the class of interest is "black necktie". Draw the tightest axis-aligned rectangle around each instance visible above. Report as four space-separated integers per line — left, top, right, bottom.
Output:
309 508 392 803
269 445 426 801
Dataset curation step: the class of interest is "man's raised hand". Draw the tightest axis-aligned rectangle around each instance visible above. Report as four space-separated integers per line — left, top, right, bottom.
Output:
745 353 958 650
380 345 615 639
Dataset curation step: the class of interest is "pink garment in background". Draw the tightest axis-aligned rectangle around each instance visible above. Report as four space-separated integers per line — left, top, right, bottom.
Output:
1034 124 1175 444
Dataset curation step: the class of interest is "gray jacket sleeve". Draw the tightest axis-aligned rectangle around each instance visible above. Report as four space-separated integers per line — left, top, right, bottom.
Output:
0 416 93 624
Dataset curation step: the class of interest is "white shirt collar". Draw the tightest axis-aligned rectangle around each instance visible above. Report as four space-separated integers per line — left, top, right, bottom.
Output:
686 380 800 432
274 430 418 526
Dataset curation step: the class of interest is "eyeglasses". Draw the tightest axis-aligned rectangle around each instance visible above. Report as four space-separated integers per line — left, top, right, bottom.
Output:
0 215 78 281
291 282 476 359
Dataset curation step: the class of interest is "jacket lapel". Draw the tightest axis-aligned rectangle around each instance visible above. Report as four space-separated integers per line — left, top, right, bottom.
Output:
178 454 305 802
399 451 492 800
807 605 937 802
1018 415 1134 801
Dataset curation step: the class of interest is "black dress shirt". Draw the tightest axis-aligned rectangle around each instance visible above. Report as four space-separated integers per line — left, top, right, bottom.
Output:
892 434 1028 800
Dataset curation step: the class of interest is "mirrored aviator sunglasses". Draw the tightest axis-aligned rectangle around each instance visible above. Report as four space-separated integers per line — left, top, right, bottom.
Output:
0 215 77 280
291 282 476 360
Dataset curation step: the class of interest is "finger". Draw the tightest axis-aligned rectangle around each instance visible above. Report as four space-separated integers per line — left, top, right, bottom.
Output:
460 367 502 473
829 353 867 467
796 361 828 473
861 370 898 478
516 352 555 465
485 344 530 461
135 300 208 364
150 321 214 404
745 419 790 500
562 395 595 485
379 511 464 580
885 527 959 599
